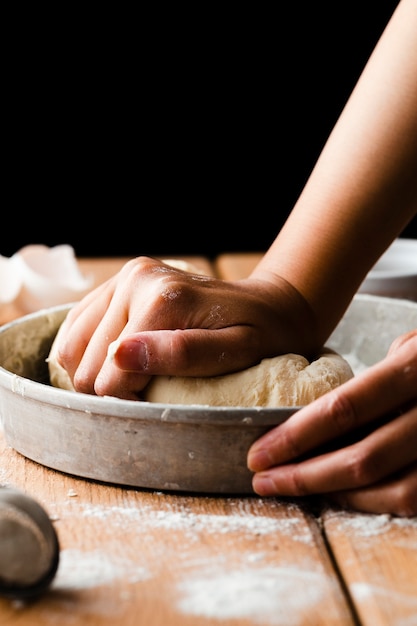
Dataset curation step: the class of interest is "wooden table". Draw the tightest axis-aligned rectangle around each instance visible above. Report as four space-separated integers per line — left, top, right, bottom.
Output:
1 254 416 626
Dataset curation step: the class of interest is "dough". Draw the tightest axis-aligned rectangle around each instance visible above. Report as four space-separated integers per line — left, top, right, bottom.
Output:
143 350 353 407
47 258 354 407
47 320 76 391
49 335 353 406
50 337 353 406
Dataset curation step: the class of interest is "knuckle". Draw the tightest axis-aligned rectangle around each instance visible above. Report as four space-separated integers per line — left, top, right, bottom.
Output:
390 464 417 517
123 257 184 288
281 426 305 460
392 486 417 517
402 354 417 387
56 343 77 377
290 470 310 496
325 389 359 433
119 256 155 281
72 370 93 395
345 445 383 486
388 328 417 355
166 329 196 370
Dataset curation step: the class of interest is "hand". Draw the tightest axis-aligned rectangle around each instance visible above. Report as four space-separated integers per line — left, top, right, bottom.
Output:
248 329 417 517
54 256 316 400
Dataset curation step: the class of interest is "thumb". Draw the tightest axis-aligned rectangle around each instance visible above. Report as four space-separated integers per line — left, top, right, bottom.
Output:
110 327 259 378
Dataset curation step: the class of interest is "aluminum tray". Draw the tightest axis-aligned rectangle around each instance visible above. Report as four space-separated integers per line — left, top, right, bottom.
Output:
0 294 416 494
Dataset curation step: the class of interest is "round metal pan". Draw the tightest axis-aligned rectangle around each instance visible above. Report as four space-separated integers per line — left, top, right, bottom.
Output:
0 295 416 493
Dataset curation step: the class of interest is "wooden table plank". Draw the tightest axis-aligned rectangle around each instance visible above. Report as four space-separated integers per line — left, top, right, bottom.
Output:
77 256 215 290
215 252 262 280
322 507 417 626
0 436 355 625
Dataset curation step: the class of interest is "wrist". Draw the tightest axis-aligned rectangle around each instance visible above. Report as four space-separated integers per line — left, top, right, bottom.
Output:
242 272 321 357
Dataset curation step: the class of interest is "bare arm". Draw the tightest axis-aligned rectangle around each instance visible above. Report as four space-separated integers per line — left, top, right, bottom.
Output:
56 0 416 401
246 0 417 516
252 0 417 346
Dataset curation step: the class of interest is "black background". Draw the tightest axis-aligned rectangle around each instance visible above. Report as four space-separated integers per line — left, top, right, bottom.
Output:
4 2 415 259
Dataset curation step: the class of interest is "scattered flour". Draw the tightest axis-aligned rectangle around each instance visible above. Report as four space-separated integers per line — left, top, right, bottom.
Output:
0 467 12 484
53 548 149 591
43 500 336 624
326 510 417 537
350 582 417 624
75 500 313 544
177 565 333 626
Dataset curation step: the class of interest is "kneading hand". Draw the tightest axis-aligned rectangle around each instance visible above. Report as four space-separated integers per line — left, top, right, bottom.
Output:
54 256 317 400
248 329 417 517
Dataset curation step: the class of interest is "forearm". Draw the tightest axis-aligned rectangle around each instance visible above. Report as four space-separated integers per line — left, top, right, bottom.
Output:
252 0 417 345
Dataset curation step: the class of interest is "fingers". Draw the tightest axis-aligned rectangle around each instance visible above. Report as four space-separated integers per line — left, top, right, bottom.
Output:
54 257 294 399
111 327 258 376
328 461 417 517
55 256 275 398
247 337 417 472
250 404 417 496
94 367 151 401
56 287 128 395
387 328 417 355
248 331 417 515
93 325 263 399
55 257 207 396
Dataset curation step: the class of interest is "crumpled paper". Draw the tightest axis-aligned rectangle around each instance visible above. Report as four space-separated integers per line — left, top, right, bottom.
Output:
0 244 93 315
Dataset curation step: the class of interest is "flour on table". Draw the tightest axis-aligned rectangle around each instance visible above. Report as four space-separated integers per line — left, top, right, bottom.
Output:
326 509 417 536
176 565 334 626
53 548 149 591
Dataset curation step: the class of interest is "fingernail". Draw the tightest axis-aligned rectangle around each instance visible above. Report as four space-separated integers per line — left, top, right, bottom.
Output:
107 339 120 360
112 339 149 371
252 474 276 496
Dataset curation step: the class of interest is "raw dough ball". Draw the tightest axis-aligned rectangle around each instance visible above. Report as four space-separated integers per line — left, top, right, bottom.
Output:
49 329 353 407
143 350 353 407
